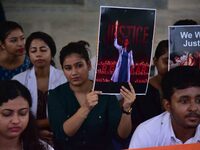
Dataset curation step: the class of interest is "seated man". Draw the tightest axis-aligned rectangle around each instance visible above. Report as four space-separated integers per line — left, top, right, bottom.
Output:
129 66 200 148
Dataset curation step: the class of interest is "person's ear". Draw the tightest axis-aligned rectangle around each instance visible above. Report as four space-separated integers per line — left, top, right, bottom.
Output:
0 41 5 50
153 57 157 66
163 99 171 112
87 60 92 70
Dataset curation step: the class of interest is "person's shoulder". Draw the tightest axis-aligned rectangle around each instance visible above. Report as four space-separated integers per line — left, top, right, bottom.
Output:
136 112 168 131
48 83 69 104
48 82 71 98
51 66 63 73
149 76 156 86
49 82 68 93
146 83 160 95
24 55 30 62
130 112 170 148
129 50 133 54
12 68 31 81
149 76 161 90
196 124 200 132
51 66 64 76
50 66 67 84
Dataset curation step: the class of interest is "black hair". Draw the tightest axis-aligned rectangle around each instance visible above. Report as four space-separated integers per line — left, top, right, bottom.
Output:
154 40 168 59
0 80 49 150
59 40 90 68
25 31 56 58
0 80 32 106
161 66 200 101
173 19 198 25
0 20 23 43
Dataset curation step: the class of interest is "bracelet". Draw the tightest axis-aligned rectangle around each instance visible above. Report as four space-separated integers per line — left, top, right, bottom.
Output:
122 107 132 115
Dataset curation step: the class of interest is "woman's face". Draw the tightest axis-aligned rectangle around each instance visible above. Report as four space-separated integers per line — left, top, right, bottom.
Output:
62 53 91 86
28 39 52 68
124 38 129 48
0 96 29 140
0 28 25 56
154 50 168 76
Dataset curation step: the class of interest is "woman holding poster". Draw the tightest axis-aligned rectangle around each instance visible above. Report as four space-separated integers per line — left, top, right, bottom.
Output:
111 20 134 82
48 41 136 150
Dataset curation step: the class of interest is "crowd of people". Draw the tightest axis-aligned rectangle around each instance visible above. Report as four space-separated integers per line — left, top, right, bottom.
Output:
0 17 200 150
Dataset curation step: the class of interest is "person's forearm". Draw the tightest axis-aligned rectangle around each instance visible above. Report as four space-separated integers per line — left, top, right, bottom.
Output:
63 107 90 136
117 113 132 139
118 82 135 139
114 38 121 50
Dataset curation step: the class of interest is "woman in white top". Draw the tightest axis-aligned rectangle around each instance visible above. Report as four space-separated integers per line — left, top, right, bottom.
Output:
13 31 67 145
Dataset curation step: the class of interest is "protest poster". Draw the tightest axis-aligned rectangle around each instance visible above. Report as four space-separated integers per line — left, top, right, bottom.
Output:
94 6 156 95
169 25 200 69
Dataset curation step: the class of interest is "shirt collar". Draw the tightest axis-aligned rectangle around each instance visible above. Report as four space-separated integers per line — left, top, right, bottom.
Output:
168 115 180 143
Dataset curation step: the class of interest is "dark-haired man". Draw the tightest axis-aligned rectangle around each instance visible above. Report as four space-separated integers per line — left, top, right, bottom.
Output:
129 66 200 148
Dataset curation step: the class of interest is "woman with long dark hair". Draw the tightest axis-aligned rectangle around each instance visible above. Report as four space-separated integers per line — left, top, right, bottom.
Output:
48 40 135 150
0 80 53 150
12 31 67 145
0 21 31 80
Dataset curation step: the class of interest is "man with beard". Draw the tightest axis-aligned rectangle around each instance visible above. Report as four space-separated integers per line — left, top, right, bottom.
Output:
129 66 200 148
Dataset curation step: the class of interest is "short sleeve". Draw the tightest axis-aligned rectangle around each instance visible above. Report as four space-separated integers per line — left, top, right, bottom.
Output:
129 123 155 149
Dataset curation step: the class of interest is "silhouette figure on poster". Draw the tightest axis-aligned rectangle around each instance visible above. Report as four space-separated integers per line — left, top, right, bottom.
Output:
111 20 134 82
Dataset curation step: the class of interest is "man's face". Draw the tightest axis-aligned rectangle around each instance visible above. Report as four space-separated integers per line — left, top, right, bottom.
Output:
166 87 200 130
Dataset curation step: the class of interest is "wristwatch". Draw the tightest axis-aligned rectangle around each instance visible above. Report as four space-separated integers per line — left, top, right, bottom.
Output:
122 107 132 115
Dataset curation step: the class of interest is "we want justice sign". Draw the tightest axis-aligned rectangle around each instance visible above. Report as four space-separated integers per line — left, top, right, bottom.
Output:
169 25 200 69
